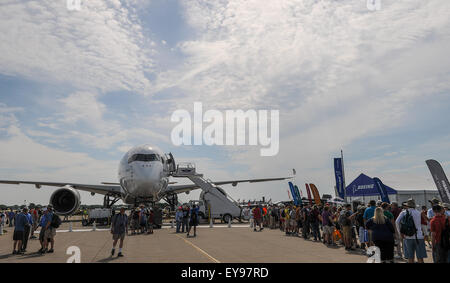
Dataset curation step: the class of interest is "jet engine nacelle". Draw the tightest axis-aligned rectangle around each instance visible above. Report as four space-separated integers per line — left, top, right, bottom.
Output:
49 186 81 216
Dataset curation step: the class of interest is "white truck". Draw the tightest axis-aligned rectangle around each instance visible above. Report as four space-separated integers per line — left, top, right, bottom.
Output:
82 208 111 226
189 186 243 223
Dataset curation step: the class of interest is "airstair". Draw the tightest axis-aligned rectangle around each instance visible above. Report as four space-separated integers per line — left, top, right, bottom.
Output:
171 163 241 221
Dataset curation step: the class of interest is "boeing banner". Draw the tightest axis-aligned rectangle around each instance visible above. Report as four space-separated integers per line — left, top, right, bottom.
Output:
334 158 345 199
373 177 390 203
426 159 450 203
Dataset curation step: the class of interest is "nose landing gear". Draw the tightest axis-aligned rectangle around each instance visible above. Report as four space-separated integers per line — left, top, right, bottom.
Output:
164 193 179 211
103 194 120 208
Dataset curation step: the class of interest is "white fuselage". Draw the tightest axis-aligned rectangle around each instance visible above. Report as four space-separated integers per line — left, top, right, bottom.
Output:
118 145 170 204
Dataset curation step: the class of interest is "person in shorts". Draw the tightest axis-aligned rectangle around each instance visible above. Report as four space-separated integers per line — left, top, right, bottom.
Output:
395 199 427 263
111 207 128 257
253 205 263 232
340 204 354 250
321 206 334 245
12 208 28 254
41 205 56 254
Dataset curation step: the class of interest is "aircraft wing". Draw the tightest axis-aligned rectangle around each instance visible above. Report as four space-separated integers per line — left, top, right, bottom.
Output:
163 184 200 195
162 176 292 195
0 180 123 196
214 177 292 186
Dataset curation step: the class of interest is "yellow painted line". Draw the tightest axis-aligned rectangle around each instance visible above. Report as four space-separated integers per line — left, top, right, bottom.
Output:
175 234 221 263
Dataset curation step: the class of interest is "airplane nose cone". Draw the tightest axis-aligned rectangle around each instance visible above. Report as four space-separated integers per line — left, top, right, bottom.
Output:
131 163 162 196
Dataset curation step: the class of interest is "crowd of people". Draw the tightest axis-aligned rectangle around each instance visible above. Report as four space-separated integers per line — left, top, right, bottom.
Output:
247 197 450 263
129 204 155 235
3 198 449 263
0 204 61 255
175 204 199 237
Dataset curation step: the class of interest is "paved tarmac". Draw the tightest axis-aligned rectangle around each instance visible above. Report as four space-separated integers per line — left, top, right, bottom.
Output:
0 224 433 263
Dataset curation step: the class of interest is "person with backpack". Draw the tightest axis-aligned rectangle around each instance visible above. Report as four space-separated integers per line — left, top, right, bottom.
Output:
430 204 449 263
366 207 395 263
395 199 427 263
37 206 56 254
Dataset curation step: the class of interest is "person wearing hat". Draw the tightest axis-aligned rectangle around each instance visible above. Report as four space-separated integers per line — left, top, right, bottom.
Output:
40 205 56 254
443 203 450 217
427 198 442 219
175 206 183 233
395 199 427 263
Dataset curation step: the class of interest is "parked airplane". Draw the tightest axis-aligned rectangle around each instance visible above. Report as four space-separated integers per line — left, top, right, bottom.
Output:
0 144 292 216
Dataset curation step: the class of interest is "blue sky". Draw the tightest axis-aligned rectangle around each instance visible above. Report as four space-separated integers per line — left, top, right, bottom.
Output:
0 0 450 205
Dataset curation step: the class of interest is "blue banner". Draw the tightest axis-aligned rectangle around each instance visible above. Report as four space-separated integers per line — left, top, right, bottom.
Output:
373 177 390 203
288 182 299 206
373 177 391 203
294 185 302 205
334 158 345 199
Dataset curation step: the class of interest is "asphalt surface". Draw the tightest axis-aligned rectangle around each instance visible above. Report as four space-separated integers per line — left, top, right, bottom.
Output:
0 223 433 263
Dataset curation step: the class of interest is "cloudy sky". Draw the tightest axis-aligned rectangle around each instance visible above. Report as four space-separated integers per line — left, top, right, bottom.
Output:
0 0 449 205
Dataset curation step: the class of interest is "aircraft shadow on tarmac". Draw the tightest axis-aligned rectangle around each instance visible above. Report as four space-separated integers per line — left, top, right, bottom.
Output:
0 254 15 260
20 252 46 259
97 256 121 263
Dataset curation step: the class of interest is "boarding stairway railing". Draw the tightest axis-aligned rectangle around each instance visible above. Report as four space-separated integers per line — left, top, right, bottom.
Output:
172 162 240 207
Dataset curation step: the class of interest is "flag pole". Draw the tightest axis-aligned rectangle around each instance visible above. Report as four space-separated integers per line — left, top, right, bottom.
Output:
341 149 347 203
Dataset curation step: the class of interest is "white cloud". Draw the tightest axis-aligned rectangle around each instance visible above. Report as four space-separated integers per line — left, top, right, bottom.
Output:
0 0 153 93
0 125 119 205
1 0 450 204
151 0 450 198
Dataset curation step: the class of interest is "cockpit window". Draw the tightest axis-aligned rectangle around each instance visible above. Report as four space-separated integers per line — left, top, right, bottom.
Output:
128 154 160 163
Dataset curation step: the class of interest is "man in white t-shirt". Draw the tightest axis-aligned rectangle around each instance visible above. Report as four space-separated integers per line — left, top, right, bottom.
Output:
395 199 427 263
